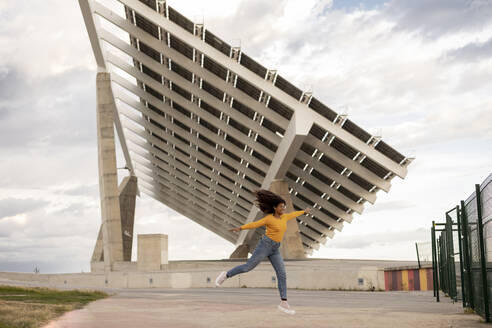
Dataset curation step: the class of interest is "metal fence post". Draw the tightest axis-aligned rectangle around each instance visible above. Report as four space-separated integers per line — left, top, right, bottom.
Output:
476 184 490 322
416 242 421 269
445 213 457 300
441 229 448 296
436 237 442 302
456 205 466 307
445 215 452 299
431 221 439 300
437 236 442 301
461 200 474 309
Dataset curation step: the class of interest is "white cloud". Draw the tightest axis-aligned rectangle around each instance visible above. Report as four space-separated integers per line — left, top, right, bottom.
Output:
0 1 94 80
0 197 49 219
445 38 492 62
386 0 492 39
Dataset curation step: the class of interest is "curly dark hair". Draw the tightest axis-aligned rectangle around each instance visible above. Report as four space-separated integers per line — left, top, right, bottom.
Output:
254 189 285 214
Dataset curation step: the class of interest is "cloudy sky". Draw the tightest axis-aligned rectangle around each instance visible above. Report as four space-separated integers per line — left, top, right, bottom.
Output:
1 0 491 273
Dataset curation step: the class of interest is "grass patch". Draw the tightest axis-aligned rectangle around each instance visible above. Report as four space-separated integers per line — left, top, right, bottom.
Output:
0 285 108 305
0 285 109 328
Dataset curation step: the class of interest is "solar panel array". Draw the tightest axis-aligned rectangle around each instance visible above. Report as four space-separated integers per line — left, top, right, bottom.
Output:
87 0 412 255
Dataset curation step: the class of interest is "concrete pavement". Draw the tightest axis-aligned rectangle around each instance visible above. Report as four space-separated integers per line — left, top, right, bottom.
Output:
42 288 486 328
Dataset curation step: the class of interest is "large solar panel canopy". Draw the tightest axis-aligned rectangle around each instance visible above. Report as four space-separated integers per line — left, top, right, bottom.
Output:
80 0 413 257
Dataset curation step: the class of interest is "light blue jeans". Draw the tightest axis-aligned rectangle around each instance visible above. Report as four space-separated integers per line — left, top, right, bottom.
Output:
227 235 287 300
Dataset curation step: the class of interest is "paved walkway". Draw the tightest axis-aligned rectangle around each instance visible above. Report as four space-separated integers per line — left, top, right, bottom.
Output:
42 288 485 328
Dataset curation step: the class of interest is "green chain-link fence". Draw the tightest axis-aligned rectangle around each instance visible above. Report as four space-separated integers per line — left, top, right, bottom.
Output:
431 173 492 322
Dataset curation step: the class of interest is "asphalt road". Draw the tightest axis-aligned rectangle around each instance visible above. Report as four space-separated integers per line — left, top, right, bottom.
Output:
41 288 486 328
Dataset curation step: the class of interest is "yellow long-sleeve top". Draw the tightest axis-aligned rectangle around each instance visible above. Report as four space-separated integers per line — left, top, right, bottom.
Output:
240 210 305 242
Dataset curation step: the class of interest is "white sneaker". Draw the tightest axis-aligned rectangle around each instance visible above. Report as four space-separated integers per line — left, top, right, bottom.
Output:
278 301 295 315
215 271 228 287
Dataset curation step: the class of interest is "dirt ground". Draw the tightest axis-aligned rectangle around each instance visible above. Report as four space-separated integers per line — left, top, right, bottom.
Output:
41 288 487 328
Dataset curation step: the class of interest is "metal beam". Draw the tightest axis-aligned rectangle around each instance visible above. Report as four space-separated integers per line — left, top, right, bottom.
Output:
298 223 326 245
93 1 290 128
122 114 263 198
285 176 353 223
120 116 261 210
111 72 270 172
108 82 136 178
112 0 407 178
291 196 344 232
79 0 106 70
288 164 364 214
125 132 253 212
306 135 391 192
303 112 408 179
107 54 276 162
120 111 260 198
117 95 264 190
300 234 319 251
139 184 236 243
135 166 240 233
128 143 250 222
296 150 376 204
134 164 245 231
130 146 249 223
133 157 249 223
100 35 282 145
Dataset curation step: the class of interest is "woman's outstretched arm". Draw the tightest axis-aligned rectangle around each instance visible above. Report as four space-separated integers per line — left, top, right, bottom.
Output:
229 217 268 232
285 208 311 221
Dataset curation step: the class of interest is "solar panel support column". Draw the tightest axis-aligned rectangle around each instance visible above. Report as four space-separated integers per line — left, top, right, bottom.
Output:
229 244 250 259
96 72 124 272
119 175 138 261
91 225 104 266
91 175 138 266
270 179 306 259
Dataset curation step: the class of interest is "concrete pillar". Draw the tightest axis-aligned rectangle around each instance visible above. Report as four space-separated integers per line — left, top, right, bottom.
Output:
229 244 250 259
138 234 168 271
91 175 138 266
269 179 306 259
119 175 138 261
97 72 124 271
91 227 104 263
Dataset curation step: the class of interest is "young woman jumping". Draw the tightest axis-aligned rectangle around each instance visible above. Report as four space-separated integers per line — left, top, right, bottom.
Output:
215 189 311 315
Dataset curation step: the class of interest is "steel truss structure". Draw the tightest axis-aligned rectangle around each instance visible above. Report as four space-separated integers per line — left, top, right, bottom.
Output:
80 0 413 256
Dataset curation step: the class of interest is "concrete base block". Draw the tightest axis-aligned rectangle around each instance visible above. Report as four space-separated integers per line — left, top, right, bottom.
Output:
138 234 168 272
113 261 138 272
